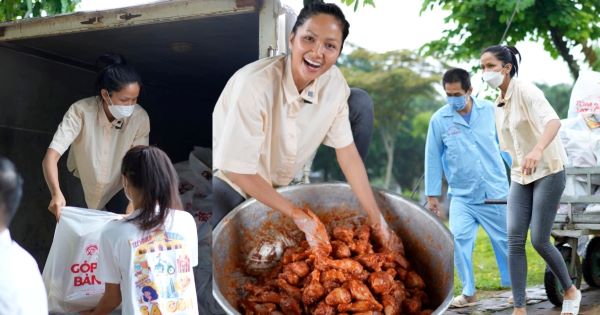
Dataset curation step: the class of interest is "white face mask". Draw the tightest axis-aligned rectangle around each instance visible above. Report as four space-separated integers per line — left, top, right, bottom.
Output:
105 94 136 119
482 71 504 89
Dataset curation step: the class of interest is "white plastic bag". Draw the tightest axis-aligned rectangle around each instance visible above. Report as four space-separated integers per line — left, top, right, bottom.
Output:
42 207 122 313
568 70 600 118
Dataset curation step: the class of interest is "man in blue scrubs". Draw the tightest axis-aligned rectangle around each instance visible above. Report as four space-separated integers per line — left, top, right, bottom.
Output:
425 68 511 307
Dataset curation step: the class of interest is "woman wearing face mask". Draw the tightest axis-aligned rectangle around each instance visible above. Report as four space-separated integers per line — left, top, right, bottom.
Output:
213 2 400 254
480 45 580 315
42 53 150 219
82 145 198 315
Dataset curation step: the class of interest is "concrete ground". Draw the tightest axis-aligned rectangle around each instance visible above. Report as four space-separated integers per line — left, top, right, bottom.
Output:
444 284 600 315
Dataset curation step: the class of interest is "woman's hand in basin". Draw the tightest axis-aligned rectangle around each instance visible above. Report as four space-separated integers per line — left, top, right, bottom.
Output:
371 214 404 255
292 207 331 256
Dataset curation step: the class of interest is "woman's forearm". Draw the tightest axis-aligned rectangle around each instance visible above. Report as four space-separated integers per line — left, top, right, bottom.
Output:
225 172 297 218
534 119 561 152
90 283 121 315
335 143 381 224
42 148 62 196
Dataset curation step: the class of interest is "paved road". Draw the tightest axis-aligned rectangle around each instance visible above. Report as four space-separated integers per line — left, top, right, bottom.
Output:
444 285 600 314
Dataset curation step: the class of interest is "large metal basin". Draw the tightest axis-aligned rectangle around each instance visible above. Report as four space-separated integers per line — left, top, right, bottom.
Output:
212 183 453 314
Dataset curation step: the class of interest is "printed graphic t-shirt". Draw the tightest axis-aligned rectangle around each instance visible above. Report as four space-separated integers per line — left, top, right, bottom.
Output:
97 209 199 315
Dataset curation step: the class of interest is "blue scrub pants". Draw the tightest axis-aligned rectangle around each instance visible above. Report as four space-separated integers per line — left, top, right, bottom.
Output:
449 199 511 296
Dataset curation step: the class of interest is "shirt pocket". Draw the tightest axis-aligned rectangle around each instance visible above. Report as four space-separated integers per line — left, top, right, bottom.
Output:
443 131 471 189
442 131 461 160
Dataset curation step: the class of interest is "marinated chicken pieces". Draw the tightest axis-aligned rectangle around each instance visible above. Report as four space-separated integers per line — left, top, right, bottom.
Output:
240 224 433 314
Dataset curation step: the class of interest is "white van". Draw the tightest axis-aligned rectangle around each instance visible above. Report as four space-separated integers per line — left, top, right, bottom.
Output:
0 0 293 313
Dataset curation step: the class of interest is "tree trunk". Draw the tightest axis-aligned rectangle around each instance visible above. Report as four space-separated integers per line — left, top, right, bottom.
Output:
548 26 579 79
381 130 395 190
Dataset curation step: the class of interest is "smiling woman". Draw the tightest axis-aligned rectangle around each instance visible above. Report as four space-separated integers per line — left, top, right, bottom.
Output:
289 5 349 91
212 1 403 312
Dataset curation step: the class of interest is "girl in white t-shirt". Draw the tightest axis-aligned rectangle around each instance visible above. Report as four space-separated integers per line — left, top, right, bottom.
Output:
82 145 199 315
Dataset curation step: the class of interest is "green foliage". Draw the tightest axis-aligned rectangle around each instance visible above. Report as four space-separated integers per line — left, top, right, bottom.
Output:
339 0 375 11
0 0 80 22
339 48 442 189
420 0 600 79
339 48 441 134
592 46 600 72
391 109 435 191
537 83 573 119
313 46 444 191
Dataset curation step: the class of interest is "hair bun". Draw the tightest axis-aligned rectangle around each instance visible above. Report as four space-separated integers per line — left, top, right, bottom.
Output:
95 53 127 72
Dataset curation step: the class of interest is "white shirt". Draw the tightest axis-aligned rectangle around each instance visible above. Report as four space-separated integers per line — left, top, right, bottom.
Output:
96 210 199 315
495 78 567 184
213 55 353 197
49 96 150 209
0 229 48 315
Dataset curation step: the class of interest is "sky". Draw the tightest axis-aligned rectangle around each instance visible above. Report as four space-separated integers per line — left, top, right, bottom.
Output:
280 0 583 91
76 0 585 94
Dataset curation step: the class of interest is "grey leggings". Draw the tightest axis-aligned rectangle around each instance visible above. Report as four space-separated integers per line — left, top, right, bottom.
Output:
507 170 570 307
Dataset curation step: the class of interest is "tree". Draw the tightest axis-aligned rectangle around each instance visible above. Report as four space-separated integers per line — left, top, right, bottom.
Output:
339 48 441 189
537 83 573 119
420 0 600 79
0 0 80 22
338 0 374 11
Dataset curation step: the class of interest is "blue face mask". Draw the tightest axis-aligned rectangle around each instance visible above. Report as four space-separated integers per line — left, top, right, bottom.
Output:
447 95 467 111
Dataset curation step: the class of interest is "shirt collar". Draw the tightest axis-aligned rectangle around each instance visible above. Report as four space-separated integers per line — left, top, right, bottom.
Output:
496 77 517 105
471 96 485 109
282 55 319 106
96 96 128 128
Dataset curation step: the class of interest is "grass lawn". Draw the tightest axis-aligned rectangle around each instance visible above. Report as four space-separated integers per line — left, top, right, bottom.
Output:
453 226 547 296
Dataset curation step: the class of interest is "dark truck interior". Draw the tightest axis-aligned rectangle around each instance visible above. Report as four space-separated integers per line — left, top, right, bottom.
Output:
0 11 259 266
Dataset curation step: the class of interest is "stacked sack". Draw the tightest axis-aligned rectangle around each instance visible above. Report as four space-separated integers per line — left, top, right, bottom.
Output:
558 115 600 213
560 70 600 214
173 147 224 314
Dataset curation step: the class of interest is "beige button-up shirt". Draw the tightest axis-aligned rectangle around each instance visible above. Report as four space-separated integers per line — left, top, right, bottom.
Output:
495 78 567 185
213 55 353 197
49 96 150 209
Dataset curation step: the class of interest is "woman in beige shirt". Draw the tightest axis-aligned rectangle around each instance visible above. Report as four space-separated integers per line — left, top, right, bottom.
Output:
480 45 580 315
213 2 399 254
42 54 150 219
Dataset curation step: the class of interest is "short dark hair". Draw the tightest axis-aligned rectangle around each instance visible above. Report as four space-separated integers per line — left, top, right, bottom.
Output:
292 1 350 51
95 53 142 96
0 156 23 226
121 146 182 231
442 68 472 92
482 45 522 78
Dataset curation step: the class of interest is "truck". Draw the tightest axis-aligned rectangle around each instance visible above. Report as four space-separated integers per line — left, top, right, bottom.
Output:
0 0 294 312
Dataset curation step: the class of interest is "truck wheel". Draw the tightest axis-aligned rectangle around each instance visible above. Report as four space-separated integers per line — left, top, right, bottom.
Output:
583 237 600 287
544 245 581 307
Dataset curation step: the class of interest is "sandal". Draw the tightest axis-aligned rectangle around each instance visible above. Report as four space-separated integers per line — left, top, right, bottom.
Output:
450 294 477 308
561 289 582 315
